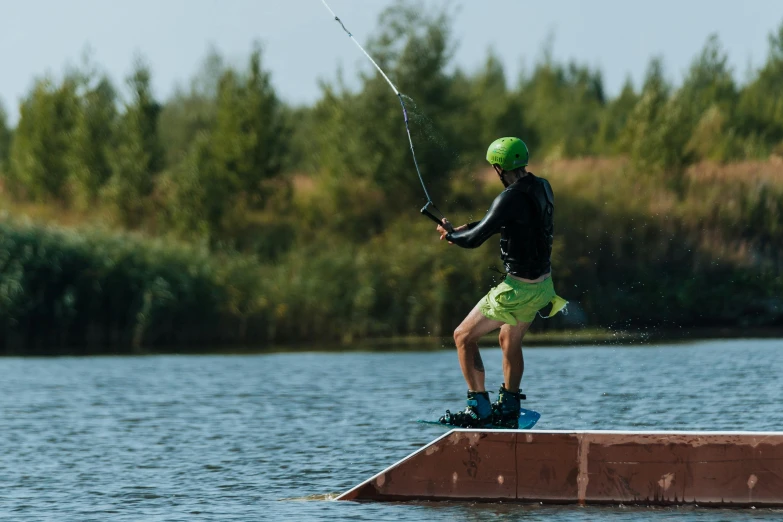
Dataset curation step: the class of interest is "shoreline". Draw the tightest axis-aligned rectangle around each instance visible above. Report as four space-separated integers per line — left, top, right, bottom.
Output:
3 327 781 357
359 326 783 350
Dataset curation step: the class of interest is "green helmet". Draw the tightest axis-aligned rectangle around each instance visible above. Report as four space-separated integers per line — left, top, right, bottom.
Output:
486 137 529 171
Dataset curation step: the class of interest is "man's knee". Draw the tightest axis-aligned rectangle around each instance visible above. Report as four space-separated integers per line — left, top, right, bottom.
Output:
499 325 523 350
453 325 473 348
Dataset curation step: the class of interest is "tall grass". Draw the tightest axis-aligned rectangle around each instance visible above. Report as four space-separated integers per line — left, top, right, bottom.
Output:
0 219 234 354
2 158 782 354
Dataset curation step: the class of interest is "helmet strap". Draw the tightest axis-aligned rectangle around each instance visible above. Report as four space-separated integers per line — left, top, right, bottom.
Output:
493 164 509 187
497 167 526 188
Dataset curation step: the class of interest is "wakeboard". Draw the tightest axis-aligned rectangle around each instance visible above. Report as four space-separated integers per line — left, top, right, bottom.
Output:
417 408 540 430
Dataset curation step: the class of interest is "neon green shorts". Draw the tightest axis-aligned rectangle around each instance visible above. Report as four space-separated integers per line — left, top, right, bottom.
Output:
478 276 568 325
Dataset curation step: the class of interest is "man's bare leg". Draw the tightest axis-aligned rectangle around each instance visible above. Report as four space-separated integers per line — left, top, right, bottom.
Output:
498 321 532 392
453 304 505 391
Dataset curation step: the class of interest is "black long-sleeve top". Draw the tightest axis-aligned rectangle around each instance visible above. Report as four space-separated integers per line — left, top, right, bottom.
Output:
445 175 552 279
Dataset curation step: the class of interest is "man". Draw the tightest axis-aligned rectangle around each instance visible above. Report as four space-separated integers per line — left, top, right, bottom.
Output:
435 137 567 428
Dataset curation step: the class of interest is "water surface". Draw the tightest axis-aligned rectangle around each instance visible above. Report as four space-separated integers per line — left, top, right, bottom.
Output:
2 339 782 521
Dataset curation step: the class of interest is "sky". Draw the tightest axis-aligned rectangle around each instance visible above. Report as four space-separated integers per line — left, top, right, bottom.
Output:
2 0 782 124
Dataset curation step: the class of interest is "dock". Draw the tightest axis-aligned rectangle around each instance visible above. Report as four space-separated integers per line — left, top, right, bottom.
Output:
337 429 783 507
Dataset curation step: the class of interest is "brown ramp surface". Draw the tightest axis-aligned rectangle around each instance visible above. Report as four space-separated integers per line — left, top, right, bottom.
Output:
337 429 783 507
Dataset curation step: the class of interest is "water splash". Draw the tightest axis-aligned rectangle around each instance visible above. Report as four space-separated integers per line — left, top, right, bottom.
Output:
282 493 339 502
400 95 448 150
400 94 461 163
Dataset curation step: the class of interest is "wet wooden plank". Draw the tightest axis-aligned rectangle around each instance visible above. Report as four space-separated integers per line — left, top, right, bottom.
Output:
338 430 783 507
584 433 783 506
339 431 517 501
515 432 579 502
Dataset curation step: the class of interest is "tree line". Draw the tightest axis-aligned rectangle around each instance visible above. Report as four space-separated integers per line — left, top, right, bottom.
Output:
0 3 781 353
0 6 781 243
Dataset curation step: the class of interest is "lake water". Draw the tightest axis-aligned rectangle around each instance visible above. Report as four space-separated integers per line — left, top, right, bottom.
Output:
2 339 783 521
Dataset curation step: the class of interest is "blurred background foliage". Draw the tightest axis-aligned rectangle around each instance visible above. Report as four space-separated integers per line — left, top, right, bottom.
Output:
1 2 782 353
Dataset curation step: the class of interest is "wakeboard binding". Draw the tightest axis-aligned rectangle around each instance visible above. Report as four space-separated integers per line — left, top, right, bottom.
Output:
438 390 492 428
491 383 526 429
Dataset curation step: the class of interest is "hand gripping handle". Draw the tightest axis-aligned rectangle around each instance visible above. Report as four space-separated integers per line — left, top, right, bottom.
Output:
420 202 453 232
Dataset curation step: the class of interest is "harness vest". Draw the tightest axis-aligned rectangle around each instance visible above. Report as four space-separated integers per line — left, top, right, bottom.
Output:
501 174 554 279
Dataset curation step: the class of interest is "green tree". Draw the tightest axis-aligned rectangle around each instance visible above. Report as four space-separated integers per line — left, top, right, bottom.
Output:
515 54 606 159
103 58 163 227
623 57 691 183
452 51 534 163
8 77 79 201
309 1 462 236
680 35 736 117
67 76 118 209
372 1 461 197
158 47 223 169
165 45 288 240
281 103 315 173
736 19 783 156
597 77 638 154
464 52 510 151
159 135 212 239
0 100 11 173
678 35 738 162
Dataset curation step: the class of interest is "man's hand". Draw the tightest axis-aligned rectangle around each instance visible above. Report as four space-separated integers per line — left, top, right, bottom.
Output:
437 220 468 242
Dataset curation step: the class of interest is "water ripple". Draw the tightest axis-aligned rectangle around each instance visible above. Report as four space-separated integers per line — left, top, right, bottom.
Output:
1 340 782 520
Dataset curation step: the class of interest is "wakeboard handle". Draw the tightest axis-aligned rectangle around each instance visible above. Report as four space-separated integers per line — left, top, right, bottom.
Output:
421 201 453 232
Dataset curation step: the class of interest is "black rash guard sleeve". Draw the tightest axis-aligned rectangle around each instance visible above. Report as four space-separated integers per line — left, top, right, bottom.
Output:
446 190 520 249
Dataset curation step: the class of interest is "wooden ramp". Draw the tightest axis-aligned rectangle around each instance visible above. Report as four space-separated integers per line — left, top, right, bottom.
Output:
337 429 783 507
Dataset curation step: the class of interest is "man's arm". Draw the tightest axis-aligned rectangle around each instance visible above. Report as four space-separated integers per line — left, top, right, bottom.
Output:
445 191 514 248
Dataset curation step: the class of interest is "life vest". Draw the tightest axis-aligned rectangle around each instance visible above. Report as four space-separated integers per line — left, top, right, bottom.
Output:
499 173 554 279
